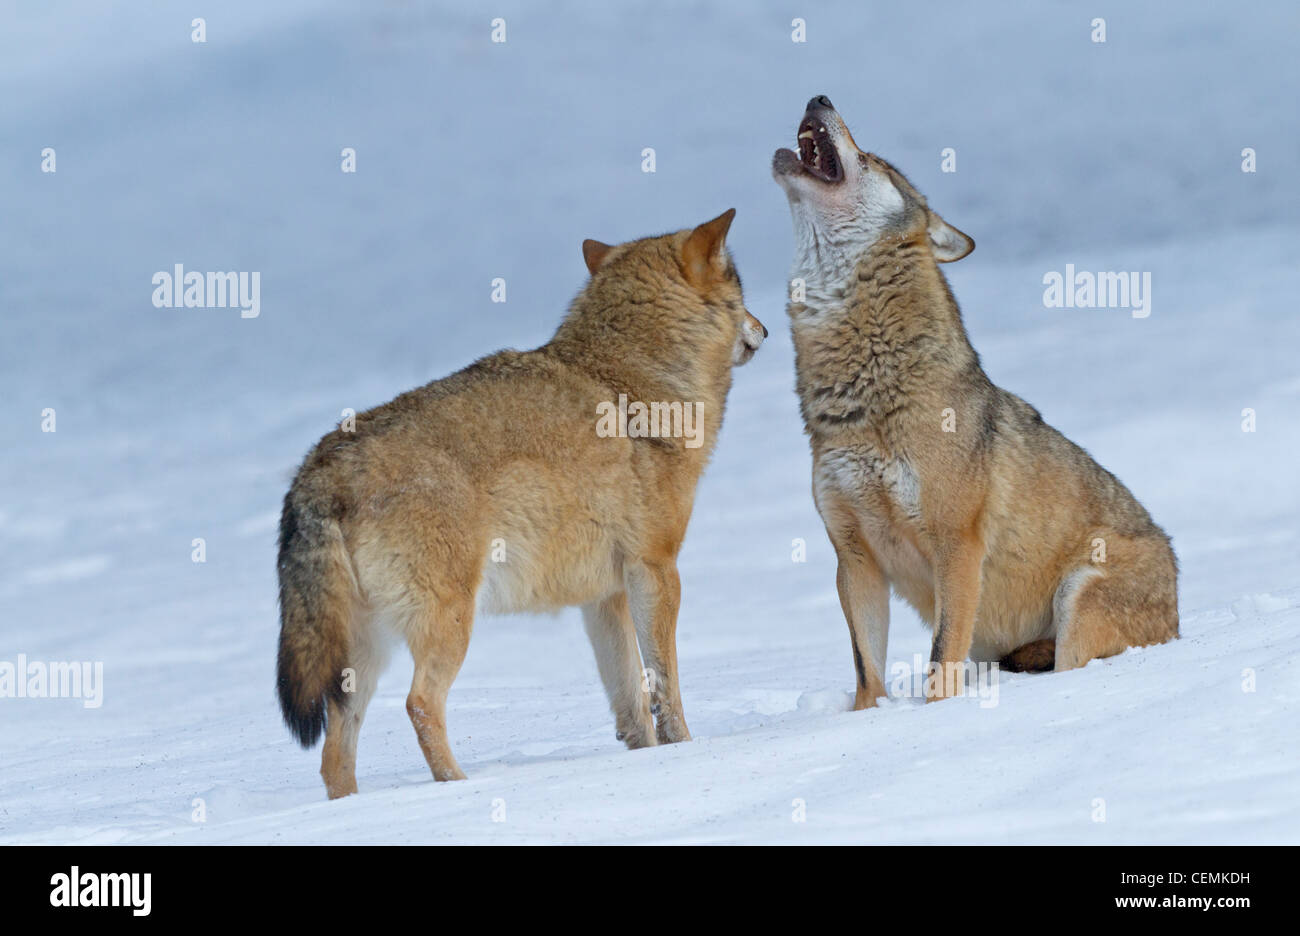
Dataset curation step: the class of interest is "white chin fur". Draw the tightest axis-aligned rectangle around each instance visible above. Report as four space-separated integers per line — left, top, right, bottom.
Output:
783 170 905 304
733 324 764 365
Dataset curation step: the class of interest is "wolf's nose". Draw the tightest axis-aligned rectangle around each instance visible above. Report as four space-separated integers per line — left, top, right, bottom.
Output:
808 94 833 110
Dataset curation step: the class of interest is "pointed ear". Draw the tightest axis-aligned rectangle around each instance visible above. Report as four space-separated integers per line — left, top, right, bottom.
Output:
682 208 736 286
927 212 974 262
582 239 613 275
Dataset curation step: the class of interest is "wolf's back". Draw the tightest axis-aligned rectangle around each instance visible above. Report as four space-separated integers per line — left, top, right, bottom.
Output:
276 475 353 748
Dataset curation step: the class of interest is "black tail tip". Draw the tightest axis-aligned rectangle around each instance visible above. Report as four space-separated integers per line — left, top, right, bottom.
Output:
999 650 1057 674
277 678 327 748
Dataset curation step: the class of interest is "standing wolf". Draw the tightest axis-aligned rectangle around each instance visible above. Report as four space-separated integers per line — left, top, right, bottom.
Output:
277 210 766 797
772 97 1177 705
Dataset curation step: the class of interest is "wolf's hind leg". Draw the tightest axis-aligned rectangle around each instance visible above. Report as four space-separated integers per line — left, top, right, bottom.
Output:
1054 547 1178 671
403 595 475 782
583 592 657 750
320 605 389 798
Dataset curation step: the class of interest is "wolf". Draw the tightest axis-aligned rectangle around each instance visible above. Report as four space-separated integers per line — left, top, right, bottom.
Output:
772 96 1177 705
277 210 766 797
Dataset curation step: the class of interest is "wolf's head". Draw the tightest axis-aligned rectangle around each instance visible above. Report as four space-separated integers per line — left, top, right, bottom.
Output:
772 96 973 287
579 209 767 367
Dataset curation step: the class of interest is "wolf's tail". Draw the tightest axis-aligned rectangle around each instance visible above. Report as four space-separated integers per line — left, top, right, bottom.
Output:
999 638 1056 673
276 482 354 748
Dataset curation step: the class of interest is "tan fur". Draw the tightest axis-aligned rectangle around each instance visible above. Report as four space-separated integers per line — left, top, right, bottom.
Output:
773 98 1177 705
276 210 765 797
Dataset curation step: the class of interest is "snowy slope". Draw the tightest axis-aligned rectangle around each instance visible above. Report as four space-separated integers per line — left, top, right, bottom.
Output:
1 1 1298 845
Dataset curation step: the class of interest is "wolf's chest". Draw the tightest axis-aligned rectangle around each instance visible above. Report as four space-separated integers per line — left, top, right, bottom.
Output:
814 446 923 521
813 445 936 618
792 322 920 433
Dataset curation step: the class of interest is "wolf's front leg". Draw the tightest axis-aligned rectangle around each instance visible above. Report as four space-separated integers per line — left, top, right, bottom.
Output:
927 534 984 702
830 532 891 710
582 592 657 749
624 559 691 744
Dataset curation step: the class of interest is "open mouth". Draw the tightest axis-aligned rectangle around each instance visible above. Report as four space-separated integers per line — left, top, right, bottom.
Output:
796 117 841 183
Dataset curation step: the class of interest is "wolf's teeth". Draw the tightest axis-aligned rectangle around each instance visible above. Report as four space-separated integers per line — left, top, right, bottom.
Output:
798 130 814 140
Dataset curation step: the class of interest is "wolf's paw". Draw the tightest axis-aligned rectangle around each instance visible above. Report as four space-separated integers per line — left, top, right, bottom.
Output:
655 716 692 745
616 724 657 749
852 685 886 711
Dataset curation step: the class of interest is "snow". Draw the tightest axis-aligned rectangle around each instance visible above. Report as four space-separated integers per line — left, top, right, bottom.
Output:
2 1 1297 844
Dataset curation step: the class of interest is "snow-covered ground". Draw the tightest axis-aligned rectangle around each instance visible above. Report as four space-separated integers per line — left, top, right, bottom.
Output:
2 1 1297 844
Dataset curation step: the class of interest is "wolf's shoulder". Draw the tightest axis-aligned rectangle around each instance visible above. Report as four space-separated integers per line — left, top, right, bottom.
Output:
309 349 551 445
390 347 572 404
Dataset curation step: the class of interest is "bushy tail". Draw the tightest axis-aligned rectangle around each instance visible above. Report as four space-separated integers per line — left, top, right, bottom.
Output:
276 484 354 748
999 638 1056 673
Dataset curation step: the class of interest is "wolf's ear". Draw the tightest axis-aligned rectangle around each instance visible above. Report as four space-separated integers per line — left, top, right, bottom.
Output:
927 212 974 263
582 239 613 275
682 208 736 286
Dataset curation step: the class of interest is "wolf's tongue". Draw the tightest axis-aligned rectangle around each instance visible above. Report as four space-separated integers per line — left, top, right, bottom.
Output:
798 135 815 166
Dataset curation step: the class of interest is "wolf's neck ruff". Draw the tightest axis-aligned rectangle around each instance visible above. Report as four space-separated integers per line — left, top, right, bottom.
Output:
547 277 737 457
551 299 731 402
786 201 904 313
791 234 978 436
